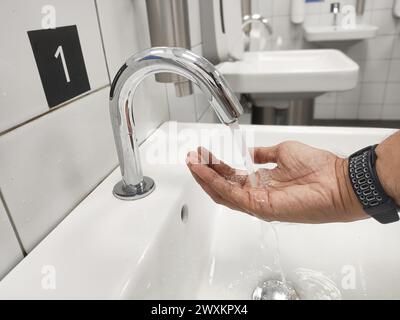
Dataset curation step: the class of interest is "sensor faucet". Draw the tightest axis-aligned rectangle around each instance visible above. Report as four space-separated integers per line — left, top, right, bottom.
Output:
109 47 243 200
330 2 341 27
242 14 273 52
242 14 273 36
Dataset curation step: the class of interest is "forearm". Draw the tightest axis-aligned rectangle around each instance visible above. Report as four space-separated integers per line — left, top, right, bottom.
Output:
376 131 400 205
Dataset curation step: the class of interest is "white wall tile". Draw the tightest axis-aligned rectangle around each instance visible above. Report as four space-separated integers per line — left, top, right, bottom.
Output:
258 0 273 17
392 37 400 59
388 60 400 82
373 0 395 9
315 92 337 104
365 36 396 60
337 85 361 104
360 83 386 104
188 0 202 47
362 60 390 82
358 104 383 119
272 0 291 16
198 106 219 123
313 104 336 119
0 87 118 252
336 103 359 119
0 0 109 133
385 83 400 104
96 0 170 144
0 199 23 279
382 104 400 119
166 84 197 122
371 9 398 36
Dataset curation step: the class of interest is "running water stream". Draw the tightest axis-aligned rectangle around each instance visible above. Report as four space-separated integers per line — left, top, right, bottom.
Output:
229 121 257 187
229 120 296 299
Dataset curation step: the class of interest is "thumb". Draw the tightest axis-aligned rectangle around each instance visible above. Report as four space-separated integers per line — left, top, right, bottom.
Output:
251 146 279 164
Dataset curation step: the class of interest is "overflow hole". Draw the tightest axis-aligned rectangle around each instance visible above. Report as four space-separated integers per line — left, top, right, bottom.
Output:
181 205 189 224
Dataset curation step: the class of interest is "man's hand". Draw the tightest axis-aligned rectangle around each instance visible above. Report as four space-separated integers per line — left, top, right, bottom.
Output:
186 142 368 224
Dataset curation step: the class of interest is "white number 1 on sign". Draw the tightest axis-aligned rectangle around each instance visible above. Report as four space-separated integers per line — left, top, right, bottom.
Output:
54 45 71 83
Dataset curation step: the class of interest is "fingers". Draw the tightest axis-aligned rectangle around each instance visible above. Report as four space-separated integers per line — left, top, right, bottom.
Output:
188 158 252 211
197 147 237 176
251 146 279 164
187 151 242 211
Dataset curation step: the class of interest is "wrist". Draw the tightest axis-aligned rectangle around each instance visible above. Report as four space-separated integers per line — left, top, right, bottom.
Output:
335 157 369 222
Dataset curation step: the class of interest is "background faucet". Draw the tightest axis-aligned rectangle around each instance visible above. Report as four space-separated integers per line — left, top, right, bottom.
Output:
109 47 243 200
242 14 273 51
330 2 341 27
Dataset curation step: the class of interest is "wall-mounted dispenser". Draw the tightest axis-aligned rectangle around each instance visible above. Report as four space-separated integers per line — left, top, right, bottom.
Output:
200 0 244 64
145 0 193 97
291 0 305 24
395 0 400 18
356 0 366 15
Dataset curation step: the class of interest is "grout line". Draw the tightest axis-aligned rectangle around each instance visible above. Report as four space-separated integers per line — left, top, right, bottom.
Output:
0 188 27 256
94 0 112 84
0 85 109 138
379 35 398 119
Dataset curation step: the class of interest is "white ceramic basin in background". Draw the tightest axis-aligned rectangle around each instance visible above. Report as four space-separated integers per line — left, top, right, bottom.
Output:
0 122 398 300
304 25 379 42
217 50 359 102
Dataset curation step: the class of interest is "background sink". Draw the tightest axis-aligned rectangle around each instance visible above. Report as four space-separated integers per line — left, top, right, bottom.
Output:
304 25 379 42
0 123 398 299
217 49 359 104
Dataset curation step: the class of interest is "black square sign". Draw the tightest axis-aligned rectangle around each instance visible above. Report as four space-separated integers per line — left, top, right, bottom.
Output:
28 25 91 108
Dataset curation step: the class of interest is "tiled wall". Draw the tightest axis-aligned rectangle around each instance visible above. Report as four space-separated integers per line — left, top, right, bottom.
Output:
0 0 215 279
251 0 400 120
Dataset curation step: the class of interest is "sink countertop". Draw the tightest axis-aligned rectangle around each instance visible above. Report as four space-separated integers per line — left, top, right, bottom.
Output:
0 122 396 299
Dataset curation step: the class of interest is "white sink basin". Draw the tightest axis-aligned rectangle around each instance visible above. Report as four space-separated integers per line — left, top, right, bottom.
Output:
304 25 379 42
0 122 398 299
217 50 359 101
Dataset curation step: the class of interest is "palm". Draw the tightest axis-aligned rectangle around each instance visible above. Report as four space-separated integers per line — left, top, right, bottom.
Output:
187 143 366 224
247 142 343 223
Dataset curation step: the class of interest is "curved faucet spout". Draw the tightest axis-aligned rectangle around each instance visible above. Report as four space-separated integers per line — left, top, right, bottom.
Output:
242 14 273 36
109 47 243 200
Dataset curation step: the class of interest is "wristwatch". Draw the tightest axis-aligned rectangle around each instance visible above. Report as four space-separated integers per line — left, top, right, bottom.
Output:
349 145 400 224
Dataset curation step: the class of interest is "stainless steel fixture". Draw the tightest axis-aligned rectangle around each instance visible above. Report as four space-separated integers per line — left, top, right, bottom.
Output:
330 2 341 27
109 47 243 200
242 14 273 36
242 14 273 51
356 0 366 15
146 0 193 97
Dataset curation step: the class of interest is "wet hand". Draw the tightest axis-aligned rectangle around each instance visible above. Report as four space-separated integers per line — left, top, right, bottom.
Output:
186 143 368 224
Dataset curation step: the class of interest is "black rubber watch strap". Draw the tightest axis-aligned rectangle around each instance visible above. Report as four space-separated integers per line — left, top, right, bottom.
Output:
349 145 399 224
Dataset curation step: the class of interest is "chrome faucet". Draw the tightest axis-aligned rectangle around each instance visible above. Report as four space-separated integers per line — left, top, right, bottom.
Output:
330 2 341 27
242 14 273 51
242 14 273 36
109 47 243 200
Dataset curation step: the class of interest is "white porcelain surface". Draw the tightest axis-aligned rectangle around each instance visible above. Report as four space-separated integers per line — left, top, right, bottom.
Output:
304 25 379 42
0 87 117 252
217 50 359 98
0 122 399 299
0 200 23 280
0 0 109 133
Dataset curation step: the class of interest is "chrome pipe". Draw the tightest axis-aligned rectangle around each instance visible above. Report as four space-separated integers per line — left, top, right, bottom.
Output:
109 47 243 200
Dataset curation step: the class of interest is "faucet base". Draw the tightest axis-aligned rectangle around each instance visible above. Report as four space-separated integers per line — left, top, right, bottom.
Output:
112 177 155 201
